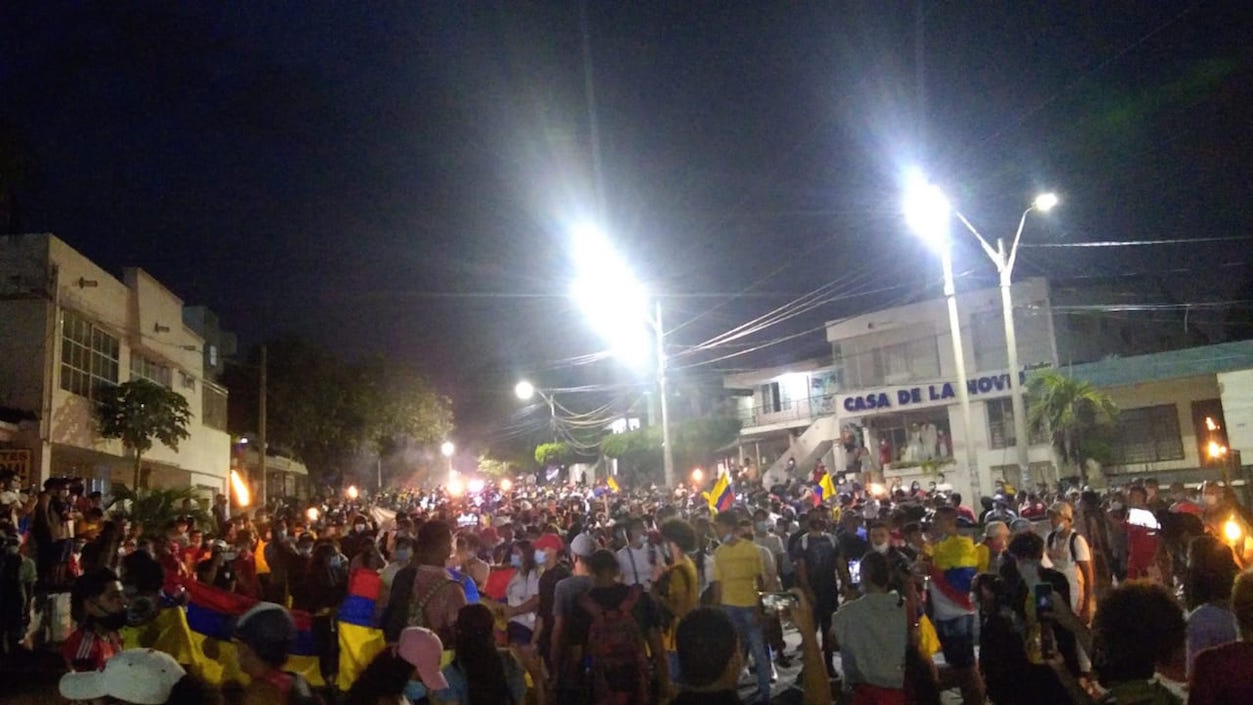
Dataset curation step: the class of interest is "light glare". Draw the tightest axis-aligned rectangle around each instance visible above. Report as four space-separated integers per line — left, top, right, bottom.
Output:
1033 192 1060 212
500 478 513 492
441 441 455 457
447 474 465 497
515 381 535 401
1224 516 1242 543
903 170 951 248
346 485 359 500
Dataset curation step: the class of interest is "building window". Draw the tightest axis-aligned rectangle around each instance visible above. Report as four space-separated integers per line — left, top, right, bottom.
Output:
202 382 228 432
986 398 1049 449
1113 404 1185 464
870 337 940 385
760 382 782 413
208 344 218 367
60 311 119 398
180 371 197 390
130 353 172 387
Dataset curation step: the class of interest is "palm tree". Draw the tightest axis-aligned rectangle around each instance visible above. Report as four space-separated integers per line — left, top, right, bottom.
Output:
1026 369 1118 485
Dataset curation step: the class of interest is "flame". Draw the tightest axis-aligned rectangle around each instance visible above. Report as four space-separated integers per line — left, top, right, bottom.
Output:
346 485 359 500
230 469 251 507
306 506 320 522
500 478 513 492
1224 516 1243 544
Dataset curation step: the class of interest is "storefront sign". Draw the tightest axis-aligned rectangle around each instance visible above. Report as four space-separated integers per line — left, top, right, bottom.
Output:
0 449 31 483
839 371 1028 415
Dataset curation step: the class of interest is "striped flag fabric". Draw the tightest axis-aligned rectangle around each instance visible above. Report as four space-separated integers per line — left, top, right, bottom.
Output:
813 471 836 506
336 567 388 687
708 471 734 512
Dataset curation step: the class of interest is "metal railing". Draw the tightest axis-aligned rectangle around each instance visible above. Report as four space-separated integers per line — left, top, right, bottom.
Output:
738 396 836 427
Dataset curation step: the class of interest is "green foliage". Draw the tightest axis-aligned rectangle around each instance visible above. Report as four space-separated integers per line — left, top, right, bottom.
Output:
476 454 512 478
94 379 193 488
108 486 212 537
1026 370 1119 479
226 338 453 484
601 415 741 485
534 442 573 466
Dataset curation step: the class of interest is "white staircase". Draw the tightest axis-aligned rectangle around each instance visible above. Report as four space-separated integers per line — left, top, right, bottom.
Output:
763 415 840 485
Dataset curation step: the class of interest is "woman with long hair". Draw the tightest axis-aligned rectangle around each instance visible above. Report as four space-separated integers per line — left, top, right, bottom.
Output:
441 603 528 705
500 539 542 646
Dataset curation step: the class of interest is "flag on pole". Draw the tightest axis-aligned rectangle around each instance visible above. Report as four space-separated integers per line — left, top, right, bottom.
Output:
814 471 836 506
708 471 734 512
607 475 620 493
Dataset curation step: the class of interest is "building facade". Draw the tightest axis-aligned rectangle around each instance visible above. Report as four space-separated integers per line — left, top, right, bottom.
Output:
0 234 231 495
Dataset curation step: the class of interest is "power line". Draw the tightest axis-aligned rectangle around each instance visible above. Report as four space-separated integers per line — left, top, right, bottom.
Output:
1022 236 1253 248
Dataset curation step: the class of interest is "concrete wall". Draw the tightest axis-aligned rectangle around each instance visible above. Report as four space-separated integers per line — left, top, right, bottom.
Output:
0 235 229 491
1098 374 1220 476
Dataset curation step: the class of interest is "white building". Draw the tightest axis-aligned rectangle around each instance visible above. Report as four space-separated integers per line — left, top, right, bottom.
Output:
729 278 1060 505
0 234 231 495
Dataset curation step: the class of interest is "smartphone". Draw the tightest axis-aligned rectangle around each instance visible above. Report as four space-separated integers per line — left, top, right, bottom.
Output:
847 559 862 587
759 592 799 612
1034 583 1053 616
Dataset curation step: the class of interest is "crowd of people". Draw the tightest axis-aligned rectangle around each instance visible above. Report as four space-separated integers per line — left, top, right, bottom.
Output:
2 466 1253 705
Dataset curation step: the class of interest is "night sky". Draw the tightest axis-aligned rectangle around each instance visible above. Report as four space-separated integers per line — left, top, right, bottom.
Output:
3 2 1252 449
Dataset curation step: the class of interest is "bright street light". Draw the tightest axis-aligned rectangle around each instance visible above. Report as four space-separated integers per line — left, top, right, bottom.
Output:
515 380 535 401
903 171 980 504
949 185 1060 484
570 224 676 488
440 441 455 457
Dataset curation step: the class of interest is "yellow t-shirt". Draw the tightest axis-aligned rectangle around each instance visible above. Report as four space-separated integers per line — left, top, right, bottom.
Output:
713 538 763 608
658 557 699 651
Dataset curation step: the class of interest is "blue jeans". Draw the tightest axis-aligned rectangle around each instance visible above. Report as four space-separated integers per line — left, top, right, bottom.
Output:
724 604 771 703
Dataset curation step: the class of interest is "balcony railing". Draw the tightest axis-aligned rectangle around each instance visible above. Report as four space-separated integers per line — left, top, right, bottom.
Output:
738 395 837 428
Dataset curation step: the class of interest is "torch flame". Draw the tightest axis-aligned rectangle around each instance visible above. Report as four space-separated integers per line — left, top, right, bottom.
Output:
230 469 251 507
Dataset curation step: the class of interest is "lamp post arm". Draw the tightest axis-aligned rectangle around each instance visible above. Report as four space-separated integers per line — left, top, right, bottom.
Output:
953 210 1002 267
1006 206 1034 274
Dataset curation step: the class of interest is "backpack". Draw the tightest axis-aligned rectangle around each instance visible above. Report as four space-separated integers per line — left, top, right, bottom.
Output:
580 586 650 705
1046 530 1080 563
407 575 458 632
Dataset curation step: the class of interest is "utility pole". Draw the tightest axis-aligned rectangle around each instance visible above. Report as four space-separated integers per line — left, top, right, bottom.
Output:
258 344 267 509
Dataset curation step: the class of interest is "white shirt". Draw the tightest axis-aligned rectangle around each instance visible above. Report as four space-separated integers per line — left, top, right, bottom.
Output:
1046 527 1091 611
616 545 654 588
506 568 540 630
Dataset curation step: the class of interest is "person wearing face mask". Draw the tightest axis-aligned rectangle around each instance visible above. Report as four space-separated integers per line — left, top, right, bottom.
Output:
496 539 542 647
1046 501 1094 624
64 568 128 671
652 518 700 684
616 517 656 589
710 510 771 705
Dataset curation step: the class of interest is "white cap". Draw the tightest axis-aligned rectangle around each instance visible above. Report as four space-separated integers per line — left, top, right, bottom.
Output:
60 649 185 705
570 533 597 558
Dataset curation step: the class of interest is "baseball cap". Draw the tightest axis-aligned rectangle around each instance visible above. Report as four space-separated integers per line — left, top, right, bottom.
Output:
397 627 450 690
60 649 185 705
570 533 597 558
1048 501 1074 520
533 533 564 555
232 602 295 665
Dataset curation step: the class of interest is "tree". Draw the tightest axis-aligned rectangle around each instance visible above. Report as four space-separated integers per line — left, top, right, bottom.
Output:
94 379 193 489
534 442 574 467
225 338 453 485
601 415 741 486
108 486 212 536
1026 370 1118 485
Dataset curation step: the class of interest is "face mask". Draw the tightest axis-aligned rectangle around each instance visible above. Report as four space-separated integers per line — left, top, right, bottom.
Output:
510 554 523 568
393 548 412 563
354 525 367 533
535 549 548 565
222 551 238 561
94 608 129 632
633 535 646 548
330 555 346 569
755 521 770 533
1203 494 1219 507
276 530 287 540
721 533 735 544
298 546 314 557
871 542 890 555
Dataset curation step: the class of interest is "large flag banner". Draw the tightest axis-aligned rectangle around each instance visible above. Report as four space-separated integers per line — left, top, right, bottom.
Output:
336 568 388 687
184 581 326 687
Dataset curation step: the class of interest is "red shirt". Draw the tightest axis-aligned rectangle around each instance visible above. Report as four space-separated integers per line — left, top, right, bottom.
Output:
232 553 261 598
62 628 123 671
955 506 977 523
1188 641 1253 704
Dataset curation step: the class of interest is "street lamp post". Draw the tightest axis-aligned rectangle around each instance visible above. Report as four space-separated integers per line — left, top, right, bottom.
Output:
571 225 676 488
440 440 455 474
515 381 558 442
905 174 982 504
952 192 1058 483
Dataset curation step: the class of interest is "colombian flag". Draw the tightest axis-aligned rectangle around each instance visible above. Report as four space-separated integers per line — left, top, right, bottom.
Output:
336 568 388 688
813 472 836 507
183 581 326 687
707 471 734 512
928 534 978 611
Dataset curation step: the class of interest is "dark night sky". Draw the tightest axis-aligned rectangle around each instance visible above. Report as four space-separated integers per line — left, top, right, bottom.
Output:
3 2 1252 449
